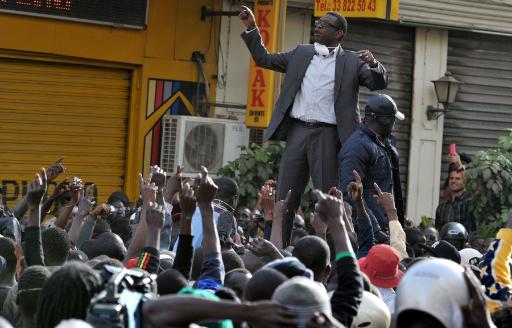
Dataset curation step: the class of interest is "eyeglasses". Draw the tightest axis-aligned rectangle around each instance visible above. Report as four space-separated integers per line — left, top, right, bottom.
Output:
314 19 340 30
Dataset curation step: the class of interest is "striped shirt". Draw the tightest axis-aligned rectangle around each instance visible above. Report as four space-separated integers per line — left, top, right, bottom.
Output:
435 192 472 232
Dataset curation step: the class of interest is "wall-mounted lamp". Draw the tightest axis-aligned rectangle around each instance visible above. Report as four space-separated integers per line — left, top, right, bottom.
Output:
426 72 463 120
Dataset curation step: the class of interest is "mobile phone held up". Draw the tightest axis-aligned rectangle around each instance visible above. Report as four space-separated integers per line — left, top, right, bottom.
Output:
450 144 457 156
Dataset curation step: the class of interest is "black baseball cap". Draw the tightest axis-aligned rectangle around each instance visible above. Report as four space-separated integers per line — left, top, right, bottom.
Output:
419 240 461 264
365 94 405 120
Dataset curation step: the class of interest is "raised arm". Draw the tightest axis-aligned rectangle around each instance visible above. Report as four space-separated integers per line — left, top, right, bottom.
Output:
356 50 388 91
125 173 157 262
314 190 363 327
347 170 375 258
172 182 196 279
24 168 47 267
374 183 407 259
239 5 294 73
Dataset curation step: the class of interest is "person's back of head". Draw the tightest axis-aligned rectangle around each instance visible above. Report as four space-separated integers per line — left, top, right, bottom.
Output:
244 268 287 302
81 232 127 262
225 268 252 299
395 258 469 328
68 249 89 263
272 276 332 326
353 291 391 328
0 237 16 283
156 269 187 295
492 305 512 328
213 177 239 210
42 227 70 267
36 262 102 328
109 217 132 244
221 249 244 273
290 228 308 246
18 265 51 324
292 236 331 283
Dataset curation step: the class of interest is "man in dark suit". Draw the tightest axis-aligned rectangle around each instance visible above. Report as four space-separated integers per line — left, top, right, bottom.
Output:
240 6 388 245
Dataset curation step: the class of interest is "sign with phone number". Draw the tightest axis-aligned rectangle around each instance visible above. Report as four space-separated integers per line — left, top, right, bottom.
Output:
314 0 399 20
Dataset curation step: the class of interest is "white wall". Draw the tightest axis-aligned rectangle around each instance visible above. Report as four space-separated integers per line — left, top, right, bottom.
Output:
406 28 448 224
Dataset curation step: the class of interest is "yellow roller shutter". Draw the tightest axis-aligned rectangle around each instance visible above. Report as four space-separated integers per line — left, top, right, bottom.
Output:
0 58 130 210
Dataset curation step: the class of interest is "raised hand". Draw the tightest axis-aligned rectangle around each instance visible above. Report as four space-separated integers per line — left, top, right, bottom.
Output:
328 186 342 199
259 183 275 220
46 157 65 181
76 192 93 218
356 50 377 67
91 204 111 218
180 182 197 217
310 210 327 238
196 166 218 205
373 182 396 213
273 189 292 221
139 173 157 205
70 177 83 206
27 168 47 211
347 170 363 204
312 189 345 226
164 165 183 203
247 237 282 259
150 165 167 192
239 5 256 29
146 202 165 230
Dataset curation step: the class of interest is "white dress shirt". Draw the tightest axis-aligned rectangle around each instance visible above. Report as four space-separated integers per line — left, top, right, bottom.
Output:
290 43 340 124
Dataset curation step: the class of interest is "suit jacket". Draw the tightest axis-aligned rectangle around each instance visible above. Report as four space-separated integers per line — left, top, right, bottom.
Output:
241 28 389 145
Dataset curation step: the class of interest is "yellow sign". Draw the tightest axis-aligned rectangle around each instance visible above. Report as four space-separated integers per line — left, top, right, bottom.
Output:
314 0 399 20
246 0 281 128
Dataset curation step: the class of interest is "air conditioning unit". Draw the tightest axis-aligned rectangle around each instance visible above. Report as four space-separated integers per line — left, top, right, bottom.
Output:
160 115 250 175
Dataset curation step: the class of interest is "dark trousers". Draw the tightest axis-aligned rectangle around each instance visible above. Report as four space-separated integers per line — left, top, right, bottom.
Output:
277 120 340 246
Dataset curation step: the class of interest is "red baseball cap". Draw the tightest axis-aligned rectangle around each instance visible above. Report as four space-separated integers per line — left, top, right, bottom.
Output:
358 244 403 288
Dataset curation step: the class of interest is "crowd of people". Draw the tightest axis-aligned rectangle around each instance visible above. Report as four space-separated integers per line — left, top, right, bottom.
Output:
0 155 510 328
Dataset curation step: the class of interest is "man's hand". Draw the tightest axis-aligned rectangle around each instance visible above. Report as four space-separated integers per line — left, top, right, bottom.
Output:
247 237 282 259
313 189 345 227
273 189 292 222
46 157 65 181
146 202 165 231
91 204 110 218
374 183 396 214
259 184 275 220
356 50 377 67
180 182 197 217
27 168 47 211
347 170 363 204
76 193 93 218
150 165 167 192
140 173 158 205
310 211 327 238
195 167 218 206
239 5 256 30
328 187 342 199
164 165 183 203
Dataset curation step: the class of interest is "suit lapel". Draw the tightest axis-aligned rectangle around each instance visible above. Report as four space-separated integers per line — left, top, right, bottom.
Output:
334 48 347 101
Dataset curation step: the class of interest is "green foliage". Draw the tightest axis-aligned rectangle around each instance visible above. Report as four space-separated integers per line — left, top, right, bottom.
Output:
218 142 315 213
419 215 433 228
465 129 512 235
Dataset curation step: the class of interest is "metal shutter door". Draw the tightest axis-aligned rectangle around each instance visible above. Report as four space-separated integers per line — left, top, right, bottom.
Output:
442 31 512 179
0 59 130 208
342 20 414 202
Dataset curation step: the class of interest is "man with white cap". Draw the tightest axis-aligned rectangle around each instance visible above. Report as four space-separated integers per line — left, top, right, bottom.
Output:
339 94 406 238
